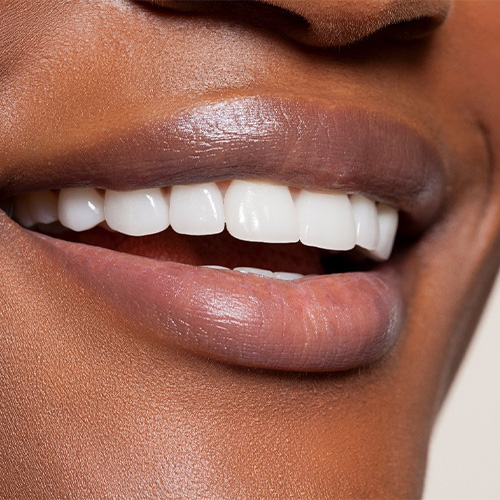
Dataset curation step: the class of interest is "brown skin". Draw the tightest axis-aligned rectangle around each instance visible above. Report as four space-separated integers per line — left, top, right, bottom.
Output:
1 1 500 498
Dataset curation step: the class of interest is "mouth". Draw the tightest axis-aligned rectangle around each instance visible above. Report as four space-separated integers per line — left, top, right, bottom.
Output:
0 96 445 372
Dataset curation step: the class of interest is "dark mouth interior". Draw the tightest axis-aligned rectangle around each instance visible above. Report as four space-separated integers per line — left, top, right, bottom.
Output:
31 223 374 275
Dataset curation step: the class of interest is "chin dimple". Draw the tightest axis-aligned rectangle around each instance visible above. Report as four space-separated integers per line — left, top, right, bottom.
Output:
11 180 399 261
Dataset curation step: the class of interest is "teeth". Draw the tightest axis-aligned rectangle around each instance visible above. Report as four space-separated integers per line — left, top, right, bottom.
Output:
59 188 105 232
234 267 274 278
295 190 356 250
224 180 299 243
273 271 304 280
235 267 304 280
104 188 169 236
170 183 224 235
368 204 399 261
26 191 59 225
14 195 35 228
350 194 379 250
202 266 305 280
11 181 399 261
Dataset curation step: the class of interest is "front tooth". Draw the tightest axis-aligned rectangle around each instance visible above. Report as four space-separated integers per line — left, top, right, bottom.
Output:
170 183 224 235
295 190 356 250
26 191 59 225
234 267 274 278
59 188 105 232
350 194 379 250
368 204 399 261
224 180 299 243
104 188 169 236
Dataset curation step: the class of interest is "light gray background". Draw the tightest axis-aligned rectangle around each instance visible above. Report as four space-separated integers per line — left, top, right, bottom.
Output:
424 272 500 499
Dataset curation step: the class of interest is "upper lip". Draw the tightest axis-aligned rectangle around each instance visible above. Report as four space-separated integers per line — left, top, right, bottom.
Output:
0 94 447 372
1 95 445 229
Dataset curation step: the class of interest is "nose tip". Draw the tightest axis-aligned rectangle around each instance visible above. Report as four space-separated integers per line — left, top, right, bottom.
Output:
139 0 453 47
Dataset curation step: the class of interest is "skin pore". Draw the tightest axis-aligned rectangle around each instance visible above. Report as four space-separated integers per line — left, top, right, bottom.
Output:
1 1 500 498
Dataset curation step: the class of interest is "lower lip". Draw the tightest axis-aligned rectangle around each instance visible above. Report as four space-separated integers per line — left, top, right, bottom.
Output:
33 230 404 372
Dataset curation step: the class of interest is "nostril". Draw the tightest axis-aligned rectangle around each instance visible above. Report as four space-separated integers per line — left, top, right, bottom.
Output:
133 0 311 44
132 0 452 48
265 0 453 44
383 15 451 42
269 0 453 47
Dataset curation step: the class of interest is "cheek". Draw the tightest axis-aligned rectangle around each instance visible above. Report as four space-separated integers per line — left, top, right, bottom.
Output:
393 183 500 415
1 2 270 163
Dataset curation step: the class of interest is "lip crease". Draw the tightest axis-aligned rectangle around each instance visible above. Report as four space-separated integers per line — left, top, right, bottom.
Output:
1 95 445 372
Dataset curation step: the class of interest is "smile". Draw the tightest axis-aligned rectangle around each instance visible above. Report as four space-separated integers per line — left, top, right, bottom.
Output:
11 180 398 271
0 96 445 372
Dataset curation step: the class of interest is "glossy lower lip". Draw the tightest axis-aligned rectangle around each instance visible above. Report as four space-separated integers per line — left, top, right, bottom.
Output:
1 95 445 371
30 227 403 372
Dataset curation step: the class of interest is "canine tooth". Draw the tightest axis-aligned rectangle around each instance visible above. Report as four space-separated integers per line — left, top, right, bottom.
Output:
273 272 304 280
350 194 379 250
59 188 105 232
224 180 299 243
201 265 229 270
368 204 399 261
234 267 274 278
26 191 58 225
170 183 224 235
295 190 356 250
104 188 169 236
14 195 35 227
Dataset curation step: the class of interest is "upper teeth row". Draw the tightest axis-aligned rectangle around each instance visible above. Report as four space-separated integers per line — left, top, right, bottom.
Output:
12 180 398 260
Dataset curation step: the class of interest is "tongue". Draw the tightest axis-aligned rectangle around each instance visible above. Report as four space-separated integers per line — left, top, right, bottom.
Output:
69 227 325 274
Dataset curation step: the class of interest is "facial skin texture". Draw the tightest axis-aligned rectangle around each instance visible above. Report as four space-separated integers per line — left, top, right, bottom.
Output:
1 0 500 498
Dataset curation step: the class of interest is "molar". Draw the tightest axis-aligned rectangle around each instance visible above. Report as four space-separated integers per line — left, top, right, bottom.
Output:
14 195 35 228
26 191 59 225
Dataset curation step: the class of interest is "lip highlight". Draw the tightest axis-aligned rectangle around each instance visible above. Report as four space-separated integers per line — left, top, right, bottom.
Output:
0 96 445 372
